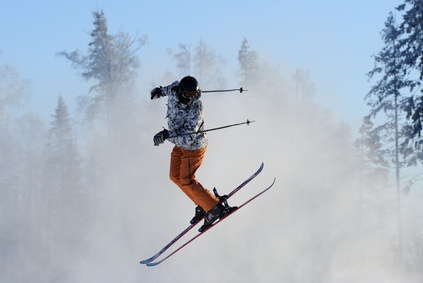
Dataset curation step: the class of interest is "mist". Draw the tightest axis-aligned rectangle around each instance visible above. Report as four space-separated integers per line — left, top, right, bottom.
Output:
2 53 423 283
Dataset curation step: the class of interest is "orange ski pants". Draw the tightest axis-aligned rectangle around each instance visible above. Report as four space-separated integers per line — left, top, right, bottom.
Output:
169 146 219 211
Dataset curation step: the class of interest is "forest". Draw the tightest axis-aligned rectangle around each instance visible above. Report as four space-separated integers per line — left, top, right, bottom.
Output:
1 1 422 282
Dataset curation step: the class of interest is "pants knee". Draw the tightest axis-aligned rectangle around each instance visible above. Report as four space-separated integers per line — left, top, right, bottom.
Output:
169 174 179 185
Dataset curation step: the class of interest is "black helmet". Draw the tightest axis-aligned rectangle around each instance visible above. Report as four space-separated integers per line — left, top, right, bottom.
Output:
179 76 199 93
178 76 200 104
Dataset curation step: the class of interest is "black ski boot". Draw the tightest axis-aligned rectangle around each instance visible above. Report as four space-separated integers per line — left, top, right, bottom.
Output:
190 205 206 224
198 203 232 232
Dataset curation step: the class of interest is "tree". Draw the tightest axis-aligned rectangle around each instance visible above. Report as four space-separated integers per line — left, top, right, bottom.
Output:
0 53 29 119
237 38 260 86
0 54 30 177
292 68 316 107
192 39 226 89
0 52 30 191
167 44 191 76
355 117 389 168
0 54 31 280
366 12 411 260
43 96 84 264
397 0 423 81
354 117 390 206
167 40 226 89
396 0 423 161
45 96 81 214
58 10 145 146
14 113 48 268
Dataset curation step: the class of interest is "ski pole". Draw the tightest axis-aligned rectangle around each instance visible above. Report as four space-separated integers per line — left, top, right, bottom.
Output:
168 119 254 138
202 87 247 93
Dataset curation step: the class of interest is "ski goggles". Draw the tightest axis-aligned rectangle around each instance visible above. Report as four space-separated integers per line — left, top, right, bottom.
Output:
181 91 200 98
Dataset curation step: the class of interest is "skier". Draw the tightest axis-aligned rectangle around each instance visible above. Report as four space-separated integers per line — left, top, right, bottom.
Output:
151 76 231 232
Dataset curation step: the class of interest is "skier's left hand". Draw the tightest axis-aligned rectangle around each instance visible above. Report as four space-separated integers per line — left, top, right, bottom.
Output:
151 87 162 100
153 129 169 146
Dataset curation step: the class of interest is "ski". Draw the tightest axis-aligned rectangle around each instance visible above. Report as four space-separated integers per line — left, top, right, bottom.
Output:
145 177 276 267
140 162 264 265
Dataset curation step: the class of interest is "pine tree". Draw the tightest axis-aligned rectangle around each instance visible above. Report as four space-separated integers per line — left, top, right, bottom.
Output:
366 13 423 259
192 39 226 89
397 0 423 81
0 53 29 203
167 43 191 76
237 38 260 86
355 117 389 168
292 69 316 113
396 0 423 161
0 53 29 118
45 97 82 235
14 113 48 270
0 54 32 278
46 96 81 196
366 12 414 261
58 10 145 145
354 117 390 206
366 12 411 166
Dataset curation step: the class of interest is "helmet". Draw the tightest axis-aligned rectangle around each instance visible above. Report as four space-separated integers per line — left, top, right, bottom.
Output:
179 76 199 93
178 76 200 104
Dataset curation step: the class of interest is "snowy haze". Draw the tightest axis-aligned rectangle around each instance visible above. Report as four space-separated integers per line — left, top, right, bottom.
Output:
5 69 422 282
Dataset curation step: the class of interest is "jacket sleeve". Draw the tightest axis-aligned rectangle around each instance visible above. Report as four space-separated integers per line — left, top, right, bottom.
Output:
151 81 179 100
160 81 179 97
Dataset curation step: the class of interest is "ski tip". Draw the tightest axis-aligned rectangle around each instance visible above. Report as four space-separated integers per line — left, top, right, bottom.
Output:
140 259 152 264
146 260 162 267
140 255 158 264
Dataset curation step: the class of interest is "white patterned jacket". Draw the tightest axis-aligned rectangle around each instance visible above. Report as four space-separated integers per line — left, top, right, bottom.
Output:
156 81 208 150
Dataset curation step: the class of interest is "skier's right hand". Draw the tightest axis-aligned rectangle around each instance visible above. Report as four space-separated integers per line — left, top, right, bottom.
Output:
153 129 169 146
151 87 162 100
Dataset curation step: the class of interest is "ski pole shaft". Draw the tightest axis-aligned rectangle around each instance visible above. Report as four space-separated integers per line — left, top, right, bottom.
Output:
202 87 246 93
168 119 254 138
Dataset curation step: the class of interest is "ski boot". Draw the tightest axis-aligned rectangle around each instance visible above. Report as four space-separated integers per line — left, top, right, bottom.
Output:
198 203 229 232
198 188 238 232
190 205 206 224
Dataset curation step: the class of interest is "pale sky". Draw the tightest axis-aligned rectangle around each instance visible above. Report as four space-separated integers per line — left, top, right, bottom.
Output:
0 0 401 130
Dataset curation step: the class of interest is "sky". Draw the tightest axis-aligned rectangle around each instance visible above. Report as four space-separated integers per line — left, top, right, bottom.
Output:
0 0 402 132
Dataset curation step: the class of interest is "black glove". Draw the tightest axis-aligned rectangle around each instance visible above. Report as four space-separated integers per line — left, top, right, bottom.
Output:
151 87 163 100
153 129 169 146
